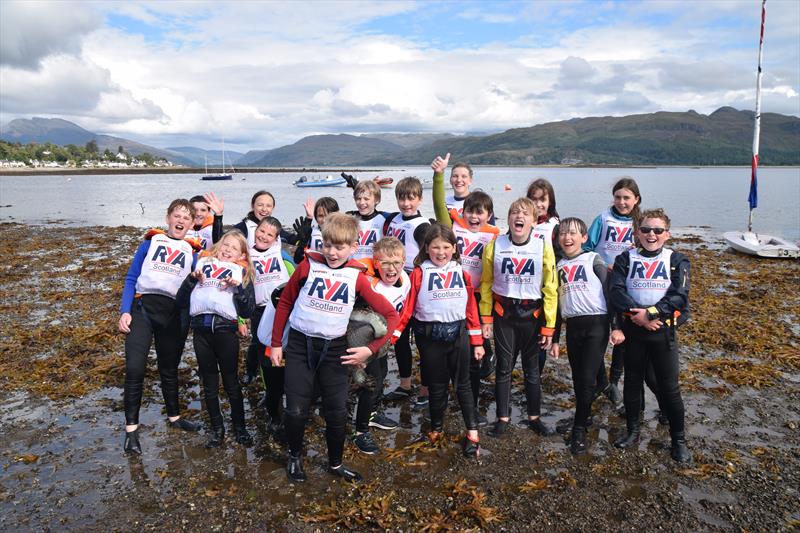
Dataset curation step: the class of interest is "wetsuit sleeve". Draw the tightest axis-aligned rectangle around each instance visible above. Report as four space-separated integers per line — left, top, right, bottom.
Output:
609 251 638 313
432 171 452 227
413 221 430 246
479 239 496 320
174 273 199 308
652 252 690 320
119 241 150 314
551 222 563 260
234 281 256 319
464 273 483 345
212 214 223 244
540 244 558 335
382 213 397 237
270 259 309 348
584 214 603 251
233 219 247 236
355 273 400 354
393 268 421 341
552 272 563 344
593 254 621 330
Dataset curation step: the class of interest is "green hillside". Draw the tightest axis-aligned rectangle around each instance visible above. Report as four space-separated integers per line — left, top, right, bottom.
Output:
360 108 800 166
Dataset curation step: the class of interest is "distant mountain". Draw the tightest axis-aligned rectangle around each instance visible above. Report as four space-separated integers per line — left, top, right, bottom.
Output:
243 134 404 167
359 108 800 166
361 133 456 149
238 132 458 167
166 146 244 167
0 117 194 165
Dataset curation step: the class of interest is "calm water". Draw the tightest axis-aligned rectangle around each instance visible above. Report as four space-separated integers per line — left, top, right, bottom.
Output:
1 166 798 239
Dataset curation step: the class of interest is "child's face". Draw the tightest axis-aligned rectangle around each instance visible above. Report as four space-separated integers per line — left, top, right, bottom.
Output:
192 202 210 225
315 207 328 226
397 194 422 216
355 191 378 216
529 188 549 219
165 206 193 239
427 237 455 267
217 236 246 262
638 217 670 252
450 167 473 197
508 207 535 242
252 194 275 220
558 224 587 256
374 251 404 285
463 207 491 232
613 188 639 216
254 223 279 249
322 240 357 268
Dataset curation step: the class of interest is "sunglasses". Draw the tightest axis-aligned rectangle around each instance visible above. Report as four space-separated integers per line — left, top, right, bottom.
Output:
639 226 667 235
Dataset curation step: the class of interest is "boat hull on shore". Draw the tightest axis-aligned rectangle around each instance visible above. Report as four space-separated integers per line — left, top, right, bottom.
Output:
724 231 799 258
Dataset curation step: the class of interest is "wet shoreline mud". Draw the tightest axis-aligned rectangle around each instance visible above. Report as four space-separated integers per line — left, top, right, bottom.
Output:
1 223 798 531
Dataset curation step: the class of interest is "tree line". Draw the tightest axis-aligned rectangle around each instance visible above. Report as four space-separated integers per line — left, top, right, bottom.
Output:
0 140 166 165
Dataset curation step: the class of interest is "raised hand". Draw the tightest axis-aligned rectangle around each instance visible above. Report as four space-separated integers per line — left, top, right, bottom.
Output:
204 192 224 215
431 153 451 173
302 197 315 218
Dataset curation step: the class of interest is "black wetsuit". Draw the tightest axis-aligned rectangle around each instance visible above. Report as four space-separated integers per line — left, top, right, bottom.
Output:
123 294 187 425
176 276 255 428
413 323 478 432
610 247 690 436
493 301 544 419
553 252 617 427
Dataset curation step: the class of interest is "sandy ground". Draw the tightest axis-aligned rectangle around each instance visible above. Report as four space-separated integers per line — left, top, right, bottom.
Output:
0 223 798 532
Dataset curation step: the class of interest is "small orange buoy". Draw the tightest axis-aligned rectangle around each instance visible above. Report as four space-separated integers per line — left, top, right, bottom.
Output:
504 184 512 191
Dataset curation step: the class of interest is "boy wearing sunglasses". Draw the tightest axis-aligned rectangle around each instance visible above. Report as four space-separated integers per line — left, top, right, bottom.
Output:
609 209 692 463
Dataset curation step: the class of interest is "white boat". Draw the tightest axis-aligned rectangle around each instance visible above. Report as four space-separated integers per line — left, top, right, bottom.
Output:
723 1 797 259
723 231 799 258
293 174 346 188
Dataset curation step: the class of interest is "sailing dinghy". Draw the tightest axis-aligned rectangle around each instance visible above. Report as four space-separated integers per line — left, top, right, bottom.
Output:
723 0 799 259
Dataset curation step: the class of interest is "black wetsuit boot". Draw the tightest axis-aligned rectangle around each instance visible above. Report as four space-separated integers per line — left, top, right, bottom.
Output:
124 428 142 455
570 426 588 455
670 431 691 463
614 419 641 449
205 417 225 448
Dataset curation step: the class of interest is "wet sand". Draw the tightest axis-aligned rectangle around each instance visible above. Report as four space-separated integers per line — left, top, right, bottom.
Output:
0 223 798 532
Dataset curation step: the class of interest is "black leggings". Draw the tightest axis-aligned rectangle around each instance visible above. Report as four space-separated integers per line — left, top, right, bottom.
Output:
494 313 541 419
123 300 184 425
566 315 609 427
596 342 625 388
260 357 285 422
416 330 477 432
283 328 349 466
245 305 266 378
193 328 246 427
622 323 685 434
355 356 388 432
394 325 416 380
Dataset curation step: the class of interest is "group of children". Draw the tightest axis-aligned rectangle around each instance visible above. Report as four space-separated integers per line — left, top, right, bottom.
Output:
118 155 692 482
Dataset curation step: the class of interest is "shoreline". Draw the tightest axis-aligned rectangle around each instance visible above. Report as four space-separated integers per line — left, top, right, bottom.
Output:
1 164 798 177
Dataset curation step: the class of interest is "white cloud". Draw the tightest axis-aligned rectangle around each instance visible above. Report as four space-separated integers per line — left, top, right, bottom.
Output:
0 0 797 150
0 0 100 69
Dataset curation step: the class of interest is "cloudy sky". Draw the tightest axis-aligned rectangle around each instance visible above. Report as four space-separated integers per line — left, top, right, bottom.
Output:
1 0 798 152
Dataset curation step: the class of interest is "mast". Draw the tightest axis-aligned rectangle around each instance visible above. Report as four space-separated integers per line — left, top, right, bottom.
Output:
748 0 766 232
222 134 226 174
